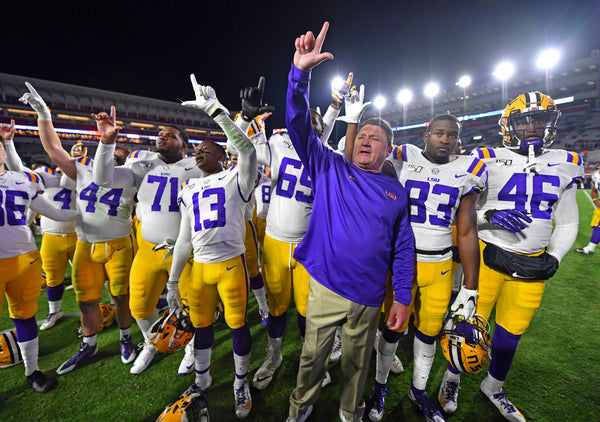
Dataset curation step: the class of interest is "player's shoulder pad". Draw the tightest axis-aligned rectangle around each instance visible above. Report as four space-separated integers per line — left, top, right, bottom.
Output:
564 151 583 167
390 144 408 162
76 156 92 166
470 147 497 159
34 166 56 176
22 171 42 184
465 155 487 178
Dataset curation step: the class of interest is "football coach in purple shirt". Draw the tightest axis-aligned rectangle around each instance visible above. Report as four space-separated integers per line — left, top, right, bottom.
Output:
285 22 416 422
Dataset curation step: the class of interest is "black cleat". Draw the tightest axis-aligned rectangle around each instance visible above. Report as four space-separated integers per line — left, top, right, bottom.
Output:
26 370 58 393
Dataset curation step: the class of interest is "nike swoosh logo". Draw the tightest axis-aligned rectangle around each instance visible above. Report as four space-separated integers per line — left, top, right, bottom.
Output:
547 163 560 167
454 174 466 178
30 258 40 265
441 270 450 275
439 392 450 405
255 375 271 383
349 175 357 181
185 363 194 370
115 248 124 252
226 266 236 271
16 181 26 185
184 167 195 171
218 175 228 180
242 400 251 410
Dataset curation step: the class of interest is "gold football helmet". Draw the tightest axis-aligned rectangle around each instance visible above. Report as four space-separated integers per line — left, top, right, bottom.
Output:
499 91 560 151
0 330 23 369
234 112 265 138
156 388 209 422
440 314 491 374
149 308 194 353
70 140 88 158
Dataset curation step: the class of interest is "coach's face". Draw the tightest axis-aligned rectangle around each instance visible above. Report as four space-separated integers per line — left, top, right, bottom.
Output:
352 124 391 173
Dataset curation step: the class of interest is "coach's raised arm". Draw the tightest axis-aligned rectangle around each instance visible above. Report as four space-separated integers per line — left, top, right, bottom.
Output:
284 22 416 422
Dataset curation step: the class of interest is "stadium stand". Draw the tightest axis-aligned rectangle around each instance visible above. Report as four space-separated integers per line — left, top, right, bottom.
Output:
0 73 228 166
1 49 598 171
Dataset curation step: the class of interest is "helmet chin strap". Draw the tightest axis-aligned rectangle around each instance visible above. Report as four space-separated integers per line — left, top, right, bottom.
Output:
521 138 542 174
524 143 539 174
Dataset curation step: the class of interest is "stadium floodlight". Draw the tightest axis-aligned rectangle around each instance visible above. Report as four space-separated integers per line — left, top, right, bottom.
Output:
456 75 471 114
373 95 387 109
424 82 440 118
456 75 472 88
536 48 561 70
537 48 561 93
493 61 515 81
397 88 412 104
424 82 440 98
397 89 412 124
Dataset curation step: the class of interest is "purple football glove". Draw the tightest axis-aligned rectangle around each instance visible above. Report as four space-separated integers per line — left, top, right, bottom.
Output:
484 209 532 233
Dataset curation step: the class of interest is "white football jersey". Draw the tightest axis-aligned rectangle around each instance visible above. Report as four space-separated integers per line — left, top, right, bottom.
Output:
471 147 584 254
390 144 487 262
178 166 248 263
126 154 203 244
0 171 43 258
253 131 313 243
34 166 76 235
255 170 271 220
73 156 137 243
592 169 600 191
244 192 256 222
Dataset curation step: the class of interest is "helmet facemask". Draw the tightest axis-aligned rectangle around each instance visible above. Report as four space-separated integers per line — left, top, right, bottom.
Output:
499 92 560 153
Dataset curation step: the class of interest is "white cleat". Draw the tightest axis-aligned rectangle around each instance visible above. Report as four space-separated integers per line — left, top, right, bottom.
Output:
40 311 64 330
329 333 342 363
130 342 156 375
438 371 460 414
234 380 252 418
178 341 196 376
252 350 282 390
480 377 526 422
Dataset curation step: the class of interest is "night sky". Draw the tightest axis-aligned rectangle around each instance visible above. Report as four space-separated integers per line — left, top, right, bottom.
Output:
5 0 600 129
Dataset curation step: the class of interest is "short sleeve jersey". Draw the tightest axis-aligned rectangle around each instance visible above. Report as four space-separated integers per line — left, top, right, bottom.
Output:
178 166 248 264
34 166 76 234
254 170 271 220
592 169 600 191
74 156 137 243
0 171 43 258
471 147 584 253
256 131 313 243
390 144 487 262
126 153 203 245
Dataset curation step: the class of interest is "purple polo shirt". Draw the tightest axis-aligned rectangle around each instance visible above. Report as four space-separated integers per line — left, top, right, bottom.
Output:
286 64 415 307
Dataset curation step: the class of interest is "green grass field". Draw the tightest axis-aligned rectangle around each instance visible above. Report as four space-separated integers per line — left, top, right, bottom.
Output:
1 190 599 421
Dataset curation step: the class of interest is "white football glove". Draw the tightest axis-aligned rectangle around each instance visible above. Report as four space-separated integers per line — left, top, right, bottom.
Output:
336 84 371 124
166 281 183 314
449 287 478 320
152 238 175 261
19 82 51 120
182 74 229 117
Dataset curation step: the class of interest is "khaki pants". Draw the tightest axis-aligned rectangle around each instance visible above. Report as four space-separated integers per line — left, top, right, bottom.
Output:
289 277 381 421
